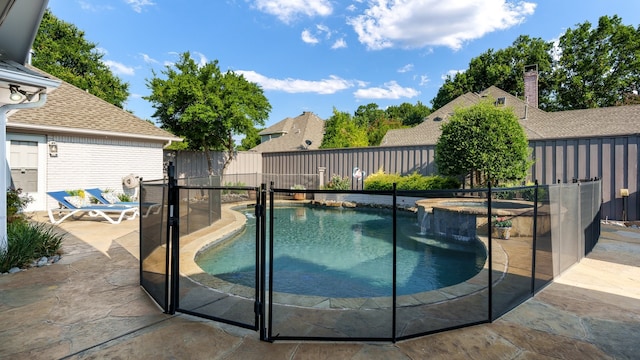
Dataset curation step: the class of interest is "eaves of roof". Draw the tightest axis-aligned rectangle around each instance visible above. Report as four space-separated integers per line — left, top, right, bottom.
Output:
7 68 181 143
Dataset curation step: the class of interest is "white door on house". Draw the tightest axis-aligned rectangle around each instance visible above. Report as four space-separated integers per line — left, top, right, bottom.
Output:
7 135 47 212
10 140 38 191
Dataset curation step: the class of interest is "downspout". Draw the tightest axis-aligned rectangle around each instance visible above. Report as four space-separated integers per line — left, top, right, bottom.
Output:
0 93 48 254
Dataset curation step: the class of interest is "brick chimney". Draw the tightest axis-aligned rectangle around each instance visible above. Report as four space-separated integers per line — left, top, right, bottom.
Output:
524 64 538 109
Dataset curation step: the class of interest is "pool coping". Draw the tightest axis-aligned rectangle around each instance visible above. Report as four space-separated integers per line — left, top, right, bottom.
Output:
179 201 509 311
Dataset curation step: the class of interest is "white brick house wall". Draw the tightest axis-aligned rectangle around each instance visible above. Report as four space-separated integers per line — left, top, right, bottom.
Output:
44 135 165 211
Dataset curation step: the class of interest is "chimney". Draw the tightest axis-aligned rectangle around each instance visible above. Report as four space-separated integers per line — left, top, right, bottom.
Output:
524 64 538 109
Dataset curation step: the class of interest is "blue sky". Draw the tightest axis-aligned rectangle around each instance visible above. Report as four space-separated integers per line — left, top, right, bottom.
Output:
47 0 640 131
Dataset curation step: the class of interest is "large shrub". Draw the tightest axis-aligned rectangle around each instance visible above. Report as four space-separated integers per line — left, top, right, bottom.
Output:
435 100 532 186
364 170 460 191
363 169 402 191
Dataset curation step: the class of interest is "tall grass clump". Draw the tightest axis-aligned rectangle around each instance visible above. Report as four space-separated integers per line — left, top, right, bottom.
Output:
1 188 64 273
322 174 351 190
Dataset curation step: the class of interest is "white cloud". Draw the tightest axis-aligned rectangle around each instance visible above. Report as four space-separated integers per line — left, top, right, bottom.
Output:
192 51 208 67
254 0 332 23
354 81 419 100
550 36 562 62
332 38 347 49
441 69 466 80
103 60 135 76
418 75 429 86
302 24 333 45
301 29 319 44
79 1 115 12
140 53 158 64
237 71 354 94
398 64 414 73
124 0 156 13
317 24 331 38
348 0 536 50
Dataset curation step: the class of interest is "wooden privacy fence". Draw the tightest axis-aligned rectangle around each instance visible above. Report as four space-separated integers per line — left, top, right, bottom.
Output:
165 134 639 221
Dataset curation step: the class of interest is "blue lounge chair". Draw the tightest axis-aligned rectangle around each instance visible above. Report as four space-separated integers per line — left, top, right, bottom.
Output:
47 191 139 225
84 188 161 217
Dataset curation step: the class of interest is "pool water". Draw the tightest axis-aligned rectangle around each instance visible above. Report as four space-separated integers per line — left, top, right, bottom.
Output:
196 206 486 298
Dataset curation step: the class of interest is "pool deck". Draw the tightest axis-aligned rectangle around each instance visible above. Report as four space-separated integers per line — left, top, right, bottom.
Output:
1 211 640 359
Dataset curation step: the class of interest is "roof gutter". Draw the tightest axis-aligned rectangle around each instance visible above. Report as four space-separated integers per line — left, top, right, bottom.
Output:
2 66 61 90
6 122 182 143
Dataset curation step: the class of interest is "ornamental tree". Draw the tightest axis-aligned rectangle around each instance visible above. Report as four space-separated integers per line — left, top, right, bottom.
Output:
145 52 271 174
434 100 532 186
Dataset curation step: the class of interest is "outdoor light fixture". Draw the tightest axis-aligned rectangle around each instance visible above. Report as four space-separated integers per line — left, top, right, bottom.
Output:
48 141 58 157
8 84 36 102
9 85 23 101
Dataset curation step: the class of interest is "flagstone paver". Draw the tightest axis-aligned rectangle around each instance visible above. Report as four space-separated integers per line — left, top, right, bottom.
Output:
1 212 639 359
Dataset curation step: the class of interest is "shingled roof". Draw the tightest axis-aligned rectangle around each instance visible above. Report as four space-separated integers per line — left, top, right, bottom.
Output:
381 86 640 146
251 111 325 153
7 66 181 143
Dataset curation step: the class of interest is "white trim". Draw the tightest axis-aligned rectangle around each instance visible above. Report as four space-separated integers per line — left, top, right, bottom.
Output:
6 133 47 211
7 122 181 143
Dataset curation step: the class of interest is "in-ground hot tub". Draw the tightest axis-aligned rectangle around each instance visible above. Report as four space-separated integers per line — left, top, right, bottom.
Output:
415 198 548 240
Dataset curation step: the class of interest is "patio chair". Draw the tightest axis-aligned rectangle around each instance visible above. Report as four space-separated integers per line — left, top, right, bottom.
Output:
84 188 161 217
47 191 139 225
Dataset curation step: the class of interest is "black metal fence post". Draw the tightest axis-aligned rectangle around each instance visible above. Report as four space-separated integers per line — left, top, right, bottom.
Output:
531 180 539 295
392 183 397 342
167 162 179 314
138 177 144 288
487 181 493 321
258 183 267 341
267 182 275 341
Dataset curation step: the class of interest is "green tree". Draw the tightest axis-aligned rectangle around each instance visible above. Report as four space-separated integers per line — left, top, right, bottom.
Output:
32 9 129 108
435 100 532 186
353 103 387 128
237 126 263 151
367 118 403 146
385 101 431 126
145 52 271 174
552 15 640 110
320 108 368 149
431 36 554 110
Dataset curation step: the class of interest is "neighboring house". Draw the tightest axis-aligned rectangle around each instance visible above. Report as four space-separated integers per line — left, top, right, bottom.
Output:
7 68 181 211
380 81 640 220
251 111 324 152
381 85 640 147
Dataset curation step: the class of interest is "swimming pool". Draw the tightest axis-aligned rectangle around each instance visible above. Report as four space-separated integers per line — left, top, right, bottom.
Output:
195 206 486 298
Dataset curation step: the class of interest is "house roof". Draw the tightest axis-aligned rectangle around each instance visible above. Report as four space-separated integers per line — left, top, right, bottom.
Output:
259 117 293 136
251 111 325 152
7 66 181 143
381 86 640 146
